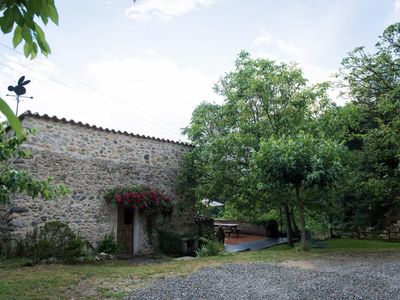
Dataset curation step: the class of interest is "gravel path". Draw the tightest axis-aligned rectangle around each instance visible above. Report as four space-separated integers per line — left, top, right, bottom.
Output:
126 253 400 300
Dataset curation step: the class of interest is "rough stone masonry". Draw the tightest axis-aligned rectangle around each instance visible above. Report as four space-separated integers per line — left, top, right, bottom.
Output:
0 112 196 254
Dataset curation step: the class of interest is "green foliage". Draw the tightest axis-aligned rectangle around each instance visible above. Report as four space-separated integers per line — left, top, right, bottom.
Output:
252 133 344 189
62 238 88 263
97 233 117 255
32 221 75 259
0 0 58 59
0 125 70 204
104 185 173 246
0 0 59 152
180 51 332 218
252 133 345 249
2 238 400 299
158 230 183 256
0 240 12 258
180 51 336 249
15 234 34 258
195 238 224 257
181 23 400 246
0 98 23 139
10 221 91 263
222 202 280 224
335 22 400 228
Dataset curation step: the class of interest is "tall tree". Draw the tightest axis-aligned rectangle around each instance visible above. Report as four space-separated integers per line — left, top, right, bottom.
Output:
337 23 400 227
252 133 344 250
181 51 332 246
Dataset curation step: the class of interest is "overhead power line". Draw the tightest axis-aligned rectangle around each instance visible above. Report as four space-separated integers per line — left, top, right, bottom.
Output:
0 44 187 140
0 43 181 132
0 57 182 140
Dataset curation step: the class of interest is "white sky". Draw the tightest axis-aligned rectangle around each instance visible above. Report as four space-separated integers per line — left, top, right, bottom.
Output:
0 0 398 142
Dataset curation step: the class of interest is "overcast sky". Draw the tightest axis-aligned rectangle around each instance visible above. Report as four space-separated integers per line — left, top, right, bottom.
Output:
0 0 399 141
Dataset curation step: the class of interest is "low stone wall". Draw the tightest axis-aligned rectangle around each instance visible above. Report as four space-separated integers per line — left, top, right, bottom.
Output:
214 219 266 236
0 113 196 254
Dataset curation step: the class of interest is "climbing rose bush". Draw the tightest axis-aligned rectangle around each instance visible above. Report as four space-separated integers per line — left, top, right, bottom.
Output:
104 185 173 217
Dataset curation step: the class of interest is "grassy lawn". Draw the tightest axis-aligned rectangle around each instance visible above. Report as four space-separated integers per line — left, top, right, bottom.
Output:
1 238 400 300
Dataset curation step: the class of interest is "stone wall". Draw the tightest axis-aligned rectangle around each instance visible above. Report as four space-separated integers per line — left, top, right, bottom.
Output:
214 219 267 236
0 113 196 254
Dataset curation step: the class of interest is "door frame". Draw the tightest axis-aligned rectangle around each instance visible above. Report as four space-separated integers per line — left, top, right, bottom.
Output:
117 206 134 255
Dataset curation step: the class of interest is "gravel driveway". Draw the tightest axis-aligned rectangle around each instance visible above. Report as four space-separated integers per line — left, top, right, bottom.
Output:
126 253 400 300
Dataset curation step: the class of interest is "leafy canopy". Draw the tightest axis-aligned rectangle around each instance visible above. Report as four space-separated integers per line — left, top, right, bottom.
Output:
181 51 332 208
252 133 344 190
0 0 58 59
335 22 400 226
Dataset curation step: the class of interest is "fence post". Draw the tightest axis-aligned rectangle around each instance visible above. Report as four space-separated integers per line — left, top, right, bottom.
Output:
388 231 391 242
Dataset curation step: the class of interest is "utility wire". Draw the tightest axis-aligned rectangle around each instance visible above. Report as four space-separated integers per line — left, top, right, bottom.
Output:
0 50 183 137
0 43 181 131
0 58 182 139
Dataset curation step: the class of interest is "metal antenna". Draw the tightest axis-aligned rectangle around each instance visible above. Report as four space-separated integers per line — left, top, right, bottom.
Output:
6 76 33 115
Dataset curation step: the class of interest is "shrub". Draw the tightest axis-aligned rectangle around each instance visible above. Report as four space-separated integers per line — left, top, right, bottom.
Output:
32 221 75 259
62 238 87 263
15 238 25 257
158 230 182 256
97 233 117 255
6 221 91 263
0 240 11 258
196 238 224 257
15 237 29 257
14 228 38 258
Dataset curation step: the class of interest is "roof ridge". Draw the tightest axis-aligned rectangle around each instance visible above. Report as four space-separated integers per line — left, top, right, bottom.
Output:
19 111 193 147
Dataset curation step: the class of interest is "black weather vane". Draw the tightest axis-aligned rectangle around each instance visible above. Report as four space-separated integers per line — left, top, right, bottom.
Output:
6 76 33 115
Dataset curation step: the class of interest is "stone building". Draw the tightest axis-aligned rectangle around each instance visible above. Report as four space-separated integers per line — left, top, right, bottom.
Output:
0 111 196 255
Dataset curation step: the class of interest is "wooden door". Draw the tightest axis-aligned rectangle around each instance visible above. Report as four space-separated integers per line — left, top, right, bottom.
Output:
117 206 134 255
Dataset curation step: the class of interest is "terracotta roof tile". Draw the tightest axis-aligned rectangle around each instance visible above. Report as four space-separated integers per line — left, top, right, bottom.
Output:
19 111 193 147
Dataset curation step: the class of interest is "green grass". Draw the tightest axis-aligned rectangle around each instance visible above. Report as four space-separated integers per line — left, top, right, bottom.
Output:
1 238 399 300
324 238 400 250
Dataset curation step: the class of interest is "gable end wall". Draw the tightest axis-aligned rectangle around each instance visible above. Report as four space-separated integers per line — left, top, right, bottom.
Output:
0 116 195 254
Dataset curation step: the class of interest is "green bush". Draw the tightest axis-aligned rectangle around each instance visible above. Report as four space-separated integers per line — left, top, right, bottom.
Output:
32 221 75 259
196 238 224 257
14 228 38 258
0 240 12 259
97 233 117 255
62 238 88 263
5 221 91 263
15 238 26 257
158 230 182 256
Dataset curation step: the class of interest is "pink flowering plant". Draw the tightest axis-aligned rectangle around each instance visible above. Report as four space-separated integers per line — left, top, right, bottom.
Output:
104 185 173 218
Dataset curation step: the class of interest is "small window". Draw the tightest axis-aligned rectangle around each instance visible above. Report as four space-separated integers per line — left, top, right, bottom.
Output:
124 207 133 225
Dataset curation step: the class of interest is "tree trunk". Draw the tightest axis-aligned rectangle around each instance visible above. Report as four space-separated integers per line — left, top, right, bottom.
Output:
295 185 309 250
289 203 299 235
283 202 294 247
